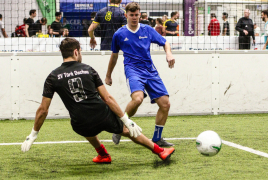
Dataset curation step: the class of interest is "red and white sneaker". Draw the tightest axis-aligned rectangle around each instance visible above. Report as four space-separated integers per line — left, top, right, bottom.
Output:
92 154 112 164
158 147 175 161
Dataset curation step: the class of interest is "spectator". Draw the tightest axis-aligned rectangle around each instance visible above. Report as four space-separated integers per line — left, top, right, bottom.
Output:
51 12 63 37
140 13 150 25
162 15 168 22
163 11 179 36
148 17 156 27
11 25 19 37
88 0 127 50
25 9 37 37
15 18 27 37
236 9 255 50
0 14 8 38
261 10 268 50
89 12 101 37
254 23 260 36
222 12 230 36
208 13 220 36
62 17 70 30
59 28 71 37
155 18 165 36
35 17 47 34
82 19 89 37
48 28 54 37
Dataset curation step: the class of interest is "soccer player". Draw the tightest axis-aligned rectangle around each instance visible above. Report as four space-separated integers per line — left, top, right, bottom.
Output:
21 38 175 163
105 2 175 147
25 9 36 37
88 0 127 50
208 13 220 36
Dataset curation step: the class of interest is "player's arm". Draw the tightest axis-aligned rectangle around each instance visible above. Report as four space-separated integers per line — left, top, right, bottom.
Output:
25 24 29 37
1 27 8 38
105 53 118 86
88 23 99 49
163 41 175 68
263 38 268 50
97 85 142 137
21 97 52 152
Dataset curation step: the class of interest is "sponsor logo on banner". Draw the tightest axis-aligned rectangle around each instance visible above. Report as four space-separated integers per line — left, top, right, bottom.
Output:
74 4 93 10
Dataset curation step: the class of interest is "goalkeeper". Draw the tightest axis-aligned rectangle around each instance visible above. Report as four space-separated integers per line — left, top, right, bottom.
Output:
21 38 175 163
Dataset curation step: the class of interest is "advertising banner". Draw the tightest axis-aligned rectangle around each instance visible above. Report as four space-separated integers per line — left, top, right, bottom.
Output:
184 0 196 36
36 0 56 25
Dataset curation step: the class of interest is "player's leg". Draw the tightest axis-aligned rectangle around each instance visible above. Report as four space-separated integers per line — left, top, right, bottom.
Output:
125 91 144 117
85 136 111 164
120 125 175 161
113 77 147 145
145 78 174 147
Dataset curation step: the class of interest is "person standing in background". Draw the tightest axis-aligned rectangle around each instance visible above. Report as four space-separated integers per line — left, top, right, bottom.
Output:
25 9 36 37
163 12 179 36
155 18 165 36
208 13 220 36
51 12 63 37
140 13 150 25
236 9 255 50
16 18 27 37
254 23 260 36
0 14 8 38
88 0 127 50
222 12 230 36
162 15 168 22
35 17 47 34
261 10 268 50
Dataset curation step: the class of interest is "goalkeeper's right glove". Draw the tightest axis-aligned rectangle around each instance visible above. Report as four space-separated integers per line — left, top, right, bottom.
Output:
120 113 142 138
21 128 39 152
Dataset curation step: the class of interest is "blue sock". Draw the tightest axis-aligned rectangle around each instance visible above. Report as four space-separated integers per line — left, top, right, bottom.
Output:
152 125 164 142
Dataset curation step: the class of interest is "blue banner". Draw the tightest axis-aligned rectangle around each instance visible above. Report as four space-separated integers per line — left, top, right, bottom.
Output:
60 0 131 12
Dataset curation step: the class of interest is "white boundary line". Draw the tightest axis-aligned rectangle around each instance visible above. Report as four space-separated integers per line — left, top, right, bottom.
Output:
0 138 196 146
2 138 268 158
222 140 268 158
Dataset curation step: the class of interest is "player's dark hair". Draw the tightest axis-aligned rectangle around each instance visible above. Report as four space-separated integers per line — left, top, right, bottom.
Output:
171 12 177 18
262 10 268 17
91 12 97 19
0 14 2 19
125 2 140 13
29 9 36 16
222 12 228 18
211 13 216 18
23 18 27 24
110 0 121 4
41 17 47 24
55 12 61 17
59 38 81 59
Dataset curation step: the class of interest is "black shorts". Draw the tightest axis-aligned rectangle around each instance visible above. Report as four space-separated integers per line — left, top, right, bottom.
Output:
71 111 124 137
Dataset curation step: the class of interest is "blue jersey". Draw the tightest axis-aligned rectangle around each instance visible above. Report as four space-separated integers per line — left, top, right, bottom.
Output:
94 5 127 50
111 23 166 80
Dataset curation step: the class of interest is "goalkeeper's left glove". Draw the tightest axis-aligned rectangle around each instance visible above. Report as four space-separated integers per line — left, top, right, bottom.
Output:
21 128 39 152
120 113 142 138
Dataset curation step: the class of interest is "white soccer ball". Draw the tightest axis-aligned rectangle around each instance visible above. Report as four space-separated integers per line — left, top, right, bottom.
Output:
196 130 222 157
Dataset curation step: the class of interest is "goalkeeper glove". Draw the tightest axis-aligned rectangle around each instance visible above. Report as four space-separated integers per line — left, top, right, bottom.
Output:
120 113 142 138
21 128 39 152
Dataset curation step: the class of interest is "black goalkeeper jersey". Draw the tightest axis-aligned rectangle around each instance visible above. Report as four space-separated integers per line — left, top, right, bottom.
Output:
42 61 110 128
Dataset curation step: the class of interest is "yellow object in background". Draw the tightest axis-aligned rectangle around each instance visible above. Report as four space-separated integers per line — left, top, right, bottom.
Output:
37 33 49 38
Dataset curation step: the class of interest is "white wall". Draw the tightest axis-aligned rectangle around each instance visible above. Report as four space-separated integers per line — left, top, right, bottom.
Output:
1 51 268 120
0 0 43 37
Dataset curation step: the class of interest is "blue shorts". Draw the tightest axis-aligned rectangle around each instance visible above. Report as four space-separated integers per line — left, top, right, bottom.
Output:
126 76 169 104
